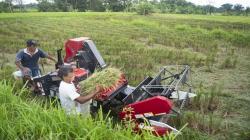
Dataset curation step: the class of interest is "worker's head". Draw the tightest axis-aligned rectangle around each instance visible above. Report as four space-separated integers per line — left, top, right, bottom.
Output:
58 65 75 83
26 39 38 53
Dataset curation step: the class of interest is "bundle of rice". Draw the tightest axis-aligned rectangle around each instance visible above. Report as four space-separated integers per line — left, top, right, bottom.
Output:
79 68 127 101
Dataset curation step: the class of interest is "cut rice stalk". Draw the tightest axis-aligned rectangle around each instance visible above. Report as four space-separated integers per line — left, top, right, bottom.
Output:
79 68 127 99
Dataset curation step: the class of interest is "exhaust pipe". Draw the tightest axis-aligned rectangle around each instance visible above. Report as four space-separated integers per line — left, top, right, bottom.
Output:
55 49 63 69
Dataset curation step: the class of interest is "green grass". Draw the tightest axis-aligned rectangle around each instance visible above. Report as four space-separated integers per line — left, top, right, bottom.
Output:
0 12 250 140
0 81 176 140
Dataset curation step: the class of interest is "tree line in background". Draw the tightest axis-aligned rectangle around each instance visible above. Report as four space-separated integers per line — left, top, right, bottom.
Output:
0 0 250 16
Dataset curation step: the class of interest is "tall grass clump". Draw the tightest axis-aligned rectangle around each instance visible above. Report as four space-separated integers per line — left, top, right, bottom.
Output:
175 25 191 31
210 29 229 40
220 48 238 69
220 56 238 69
0 81 176 140
179 112 223 135
191 84 222 113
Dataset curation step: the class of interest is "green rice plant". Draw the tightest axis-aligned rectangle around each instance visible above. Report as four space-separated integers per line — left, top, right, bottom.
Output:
147 36 154 46
204 53 216 72
0 65 16 82
0 81 175 140
0 12 250 140
210 29 229 40
175 24 191 31
220 57 234 69
177 111 223 138
176 127 212 140
191 84 222 113
220 48 238 69
230 31 250 48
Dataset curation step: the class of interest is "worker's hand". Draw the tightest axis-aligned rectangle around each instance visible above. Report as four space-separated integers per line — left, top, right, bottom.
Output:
75 84 81 93
89 85 102 98
21 67 31 76
52 58 57 63
90 85 102 98
95 85 102 95
47 55 57 63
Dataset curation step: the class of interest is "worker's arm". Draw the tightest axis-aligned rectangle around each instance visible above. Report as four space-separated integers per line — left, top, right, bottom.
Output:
15 51 24 70
74 91 97 104
15 60 24 70
46 55 57 63
39 49 57 63
74 86 101 104
15 50 31 75
15 61 31 75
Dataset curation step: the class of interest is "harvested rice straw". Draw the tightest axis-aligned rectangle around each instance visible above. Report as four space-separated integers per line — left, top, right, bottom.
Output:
79 68 125 95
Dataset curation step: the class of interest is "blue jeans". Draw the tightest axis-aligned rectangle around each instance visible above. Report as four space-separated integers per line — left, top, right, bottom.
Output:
30 68 41 77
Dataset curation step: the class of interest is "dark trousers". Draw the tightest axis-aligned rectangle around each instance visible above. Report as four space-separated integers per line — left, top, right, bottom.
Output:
30 68 42 77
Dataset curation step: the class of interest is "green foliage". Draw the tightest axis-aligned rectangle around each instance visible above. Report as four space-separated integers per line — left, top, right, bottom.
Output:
192 84 222 113
245 7 250 16
0 81 174 139
54 0 73 12
210 29 229 40
0 1 12 13
180 112 223 136
104 0 126 12
220 49 238 69
0 13 250 139
175 24 191 31
136 1 154 15
37 0 87 12
37 0 58 12
0 13 249 85
0 65 16 82
68 0 87 12
1 0 250 16
88 0 106 12
221 3 233 13
233 4 244 15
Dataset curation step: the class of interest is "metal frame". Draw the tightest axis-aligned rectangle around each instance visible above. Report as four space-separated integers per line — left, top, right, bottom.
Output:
140 65 193 113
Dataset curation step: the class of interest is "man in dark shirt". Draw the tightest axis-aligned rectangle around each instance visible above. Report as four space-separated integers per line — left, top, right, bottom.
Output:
15 39 56 77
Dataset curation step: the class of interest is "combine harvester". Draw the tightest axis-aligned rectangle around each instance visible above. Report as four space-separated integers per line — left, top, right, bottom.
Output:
29 37 196 136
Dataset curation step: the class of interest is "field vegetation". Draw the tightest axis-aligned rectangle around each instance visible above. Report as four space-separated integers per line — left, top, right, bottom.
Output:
0 12 249 139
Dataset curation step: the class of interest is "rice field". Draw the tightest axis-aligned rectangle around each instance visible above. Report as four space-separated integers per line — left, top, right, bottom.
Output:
0 12 250 140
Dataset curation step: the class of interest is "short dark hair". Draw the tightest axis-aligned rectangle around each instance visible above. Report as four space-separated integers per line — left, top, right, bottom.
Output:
26 39 38 47
57 65 73 79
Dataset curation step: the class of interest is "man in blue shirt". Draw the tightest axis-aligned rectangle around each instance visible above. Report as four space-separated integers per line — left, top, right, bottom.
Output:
15 39 56 78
